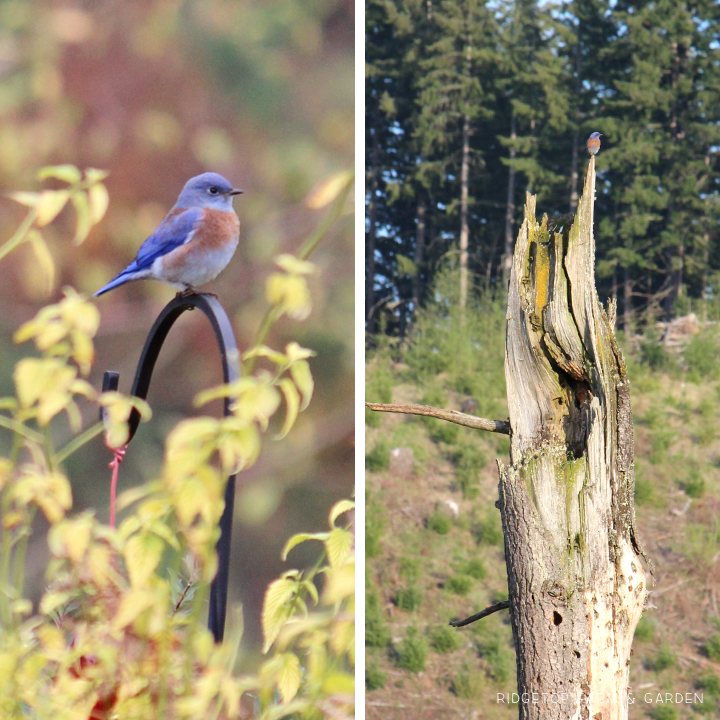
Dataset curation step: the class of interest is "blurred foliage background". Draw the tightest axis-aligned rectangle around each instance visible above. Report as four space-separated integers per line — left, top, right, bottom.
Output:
0 0 354 666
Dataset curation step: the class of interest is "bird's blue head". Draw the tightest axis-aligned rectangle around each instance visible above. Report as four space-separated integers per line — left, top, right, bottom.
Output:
589 132 602 139
174 172 243 211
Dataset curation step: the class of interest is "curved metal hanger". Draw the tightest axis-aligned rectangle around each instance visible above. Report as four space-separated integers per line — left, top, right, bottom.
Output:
101 292 240 642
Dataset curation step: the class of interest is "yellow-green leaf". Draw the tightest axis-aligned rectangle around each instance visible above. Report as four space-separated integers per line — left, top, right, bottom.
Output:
7 191 39 207
27 230 55 295
276 653 301 703
305 170 353 209
113 589 155 630
38 164 82 184
40 590 71 616
325 528 353 569
35 190 70 226
274 254 317 276
124 532 164 587
71 191 91 244
261 576 297 653
290 360 313 411
329 499 355 528
88 183 109 224
323 560 354 605
266 273 312 321
281 532 329 561
276 378 299 440
84 168 110 184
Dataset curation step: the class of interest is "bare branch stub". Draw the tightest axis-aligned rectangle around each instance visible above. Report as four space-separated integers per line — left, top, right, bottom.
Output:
449 600 510 628
365 402 510 435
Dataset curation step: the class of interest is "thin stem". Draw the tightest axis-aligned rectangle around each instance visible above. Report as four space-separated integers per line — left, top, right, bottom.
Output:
0 209 37 264
365 402 511 435
0 415 45 445
54 422 104 465
244 172 354 375
11 507 36 604
296 172 354 261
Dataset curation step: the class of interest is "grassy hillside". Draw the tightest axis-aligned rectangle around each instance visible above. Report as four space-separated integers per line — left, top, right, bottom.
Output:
365 284 720 719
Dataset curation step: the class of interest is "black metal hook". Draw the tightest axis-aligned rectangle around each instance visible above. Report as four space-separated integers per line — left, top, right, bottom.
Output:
101 292 240 642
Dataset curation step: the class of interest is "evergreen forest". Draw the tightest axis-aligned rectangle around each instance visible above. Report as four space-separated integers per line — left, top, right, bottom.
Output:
366 0 720 336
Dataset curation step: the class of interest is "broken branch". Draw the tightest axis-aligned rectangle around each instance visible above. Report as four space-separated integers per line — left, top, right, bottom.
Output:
365 402 510 435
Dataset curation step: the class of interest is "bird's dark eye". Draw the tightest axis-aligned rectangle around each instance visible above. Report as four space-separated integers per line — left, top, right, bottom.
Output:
208 186 219 195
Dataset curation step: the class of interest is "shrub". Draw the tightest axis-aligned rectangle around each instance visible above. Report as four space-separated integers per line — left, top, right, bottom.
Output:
650 642 676 672
366 499 386 558
446 574 473 596
639 329 670 370
634 477 654 506
399 556 421 584
684 330 720 382
651 706 677 720
395 627 428 672
459 558 487 580
429 625 462 653
366 436 391 472
474 510 504 546
479 632 515 683
366 590 390 647
634 616 655 642
451 440 486 498
0 167 356 718
395 586 423 612
427 510 452 535
365 660 387 690
451 672 485 700
706 634 720 662
697 671 720 698
682 475 705 498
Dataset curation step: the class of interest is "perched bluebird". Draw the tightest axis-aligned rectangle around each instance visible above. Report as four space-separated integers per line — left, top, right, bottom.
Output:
586 132 602 157
94 172 243 297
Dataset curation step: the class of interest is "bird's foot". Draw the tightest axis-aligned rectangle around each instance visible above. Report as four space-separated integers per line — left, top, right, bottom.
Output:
177 286 199 298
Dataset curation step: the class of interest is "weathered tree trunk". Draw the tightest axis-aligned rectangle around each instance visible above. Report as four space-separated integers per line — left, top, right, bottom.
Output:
499 158 647 720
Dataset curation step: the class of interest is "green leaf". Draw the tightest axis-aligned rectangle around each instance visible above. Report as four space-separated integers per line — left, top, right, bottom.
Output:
38 164 82 184
281 532 329 560
276 378 299 439
243 345 288 365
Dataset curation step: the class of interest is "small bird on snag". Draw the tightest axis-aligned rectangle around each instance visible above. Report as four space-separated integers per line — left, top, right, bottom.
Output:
586 132 602 157
94 172 243 297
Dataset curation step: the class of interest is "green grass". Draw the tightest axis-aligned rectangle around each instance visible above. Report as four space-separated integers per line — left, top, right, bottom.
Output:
650 642 676 672
458 558 486 580
705 634 720 662
634 616 655 642
395 586 423 612
474 510 504 546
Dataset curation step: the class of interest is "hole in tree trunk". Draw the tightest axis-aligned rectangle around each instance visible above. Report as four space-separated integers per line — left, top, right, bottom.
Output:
553 611 562 626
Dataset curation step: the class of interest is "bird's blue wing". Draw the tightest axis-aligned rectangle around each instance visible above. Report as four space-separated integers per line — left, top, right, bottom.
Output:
129 207 203 272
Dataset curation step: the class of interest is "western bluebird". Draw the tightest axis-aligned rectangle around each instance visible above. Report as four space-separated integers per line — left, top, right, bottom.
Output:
586 132 602 157
94 172 243 296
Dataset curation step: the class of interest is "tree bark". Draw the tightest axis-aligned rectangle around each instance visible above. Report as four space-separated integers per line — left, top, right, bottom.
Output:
366 114 380 333
413 199 426 316
499 158 647 720
503 112 517 291
459 112 470 309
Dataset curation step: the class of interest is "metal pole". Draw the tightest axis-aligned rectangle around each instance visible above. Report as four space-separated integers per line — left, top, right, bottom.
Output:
101 292 241 642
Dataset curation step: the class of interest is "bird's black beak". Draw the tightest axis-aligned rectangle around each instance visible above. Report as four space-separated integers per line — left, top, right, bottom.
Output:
229 188 243 196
